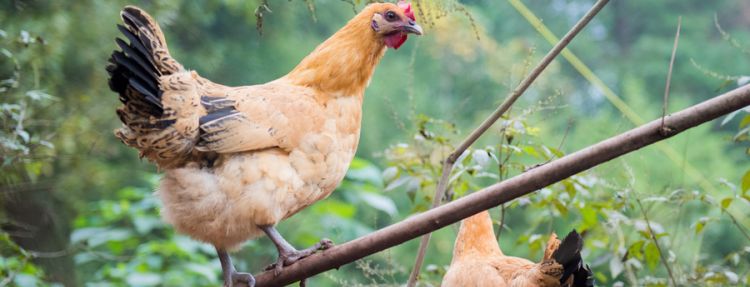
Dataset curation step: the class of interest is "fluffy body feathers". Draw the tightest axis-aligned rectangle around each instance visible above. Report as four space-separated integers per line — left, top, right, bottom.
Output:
442 211 594 287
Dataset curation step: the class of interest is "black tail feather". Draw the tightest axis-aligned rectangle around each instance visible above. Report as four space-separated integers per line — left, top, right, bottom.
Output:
573 264 595 287
552 230 594 286
114 37 158 77
115 25 157 71
121 7 153 35
110 50 157 92
107 7 167 118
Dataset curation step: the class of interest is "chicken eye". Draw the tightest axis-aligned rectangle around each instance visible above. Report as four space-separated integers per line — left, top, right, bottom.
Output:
385 11 398 22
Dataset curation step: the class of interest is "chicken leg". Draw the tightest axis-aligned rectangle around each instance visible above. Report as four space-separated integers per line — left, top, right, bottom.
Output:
217 248 255 287
261 225 333 275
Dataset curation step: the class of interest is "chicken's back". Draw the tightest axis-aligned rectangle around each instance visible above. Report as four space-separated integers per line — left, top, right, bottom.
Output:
442 260 508 287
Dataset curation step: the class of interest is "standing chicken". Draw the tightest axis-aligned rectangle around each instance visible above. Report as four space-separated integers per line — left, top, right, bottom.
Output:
106 2 422 286
442 211 594 287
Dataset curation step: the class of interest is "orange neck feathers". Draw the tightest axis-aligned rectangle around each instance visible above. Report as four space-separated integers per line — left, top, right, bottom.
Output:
285 5 387 98
452 211 504 262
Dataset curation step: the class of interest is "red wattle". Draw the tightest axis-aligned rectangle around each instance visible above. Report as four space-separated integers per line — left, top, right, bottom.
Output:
384 33 408 49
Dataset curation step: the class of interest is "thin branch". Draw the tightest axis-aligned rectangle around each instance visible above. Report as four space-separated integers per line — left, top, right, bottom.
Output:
635 197 678 286
496 133 513 239
27 247 75 259
405 0 611 284
496 204 506 240
714 13 750 56
514 0 721 195
252 84 750 287
723 209 750 242
661 16 681 135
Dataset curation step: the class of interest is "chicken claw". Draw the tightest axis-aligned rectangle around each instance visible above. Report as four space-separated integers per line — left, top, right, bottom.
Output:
217 248 255 287
261 226 334 276
267 238 334 275
227 271 254 287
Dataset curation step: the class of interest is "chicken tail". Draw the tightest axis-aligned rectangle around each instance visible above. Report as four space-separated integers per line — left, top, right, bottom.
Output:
107 6 198 168
551 230 594 287
107 6 183 118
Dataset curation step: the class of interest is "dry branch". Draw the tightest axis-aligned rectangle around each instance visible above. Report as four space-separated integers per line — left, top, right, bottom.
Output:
253 84 750 287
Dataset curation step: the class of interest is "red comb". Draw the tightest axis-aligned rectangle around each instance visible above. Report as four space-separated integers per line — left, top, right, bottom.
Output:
398 1 416 21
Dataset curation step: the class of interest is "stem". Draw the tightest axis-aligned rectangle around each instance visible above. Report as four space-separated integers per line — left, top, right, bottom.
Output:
635 197 678 286
724 209 750 242
661 16 681 134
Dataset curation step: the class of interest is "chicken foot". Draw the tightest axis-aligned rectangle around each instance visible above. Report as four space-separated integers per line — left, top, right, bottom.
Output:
261 225 333 277
217 247 255 287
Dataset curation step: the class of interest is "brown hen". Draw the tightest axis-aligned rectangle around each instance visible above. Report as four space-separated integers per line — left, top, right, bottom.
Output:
106 3 422 286
442 211 594 287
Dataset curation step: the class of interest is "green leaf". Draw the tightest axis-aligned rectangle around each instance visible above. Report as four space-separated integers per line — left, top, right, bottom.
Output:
723 271 739 284
126 272 162 286
346 158 383 187
521 145 540 158
358 191 398 216
16 129 29 143
381 166 398 182
25 90 56 102
552 199 568 215
384 175 411 192
695 221 705 234
741 170 750 193
543 145 565 158
628 240 645 260
311 199 356 218
739 114 750 128
722 109 741 126
644 241 660 271
13 274 40 287
185 263 218 282
581 206 597 227
721 197 734 210
133 215 163 235
70 227 108 244
609 256 624 278
87 229 133 247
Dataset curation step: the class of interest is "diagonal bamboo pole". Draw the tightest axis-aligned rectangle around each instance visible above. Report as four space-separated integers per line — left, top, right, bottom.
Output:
253 84 750 287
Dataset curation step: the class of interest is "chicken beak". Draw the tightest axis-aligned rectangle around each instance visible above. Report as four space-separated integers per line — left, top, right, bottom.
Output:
402 21 423 35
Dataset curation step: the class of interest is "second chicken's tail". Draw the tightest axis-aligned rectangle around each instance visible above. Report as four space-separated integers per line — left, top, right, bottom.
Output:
551 230 595 287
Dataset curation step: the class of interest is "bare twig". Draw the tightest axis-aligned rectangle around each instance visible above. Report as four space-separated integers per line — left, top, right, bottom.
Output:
27 247 74 259
723 209 750 242
635 197 678 286
661 16 681 135
252 84 750 287
405 1 611 284
714 14 750 56
254 0 272 35
303 0 317 22
496 204 506 239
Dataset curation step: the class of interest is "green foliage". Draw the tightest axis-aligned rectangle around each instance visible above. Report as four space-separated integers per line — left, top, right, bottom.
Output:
0 28 56 186
71 179 221 287
0 233 51 287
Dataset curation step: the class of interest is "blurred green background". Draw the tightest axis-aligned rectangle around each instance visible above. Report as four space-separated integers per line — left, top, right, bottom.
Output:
1 0 749 286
